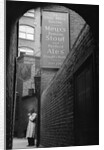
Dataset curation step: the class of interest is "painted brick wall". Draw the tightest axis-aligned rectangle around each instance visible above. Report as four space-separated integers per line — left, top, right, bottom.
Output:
41 7 85 93
40 7 87 147
40 24 95 147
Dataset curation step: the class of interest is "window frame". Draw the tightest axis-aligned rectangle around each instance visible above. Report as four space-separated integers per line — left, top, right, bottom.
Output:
19 25 35 41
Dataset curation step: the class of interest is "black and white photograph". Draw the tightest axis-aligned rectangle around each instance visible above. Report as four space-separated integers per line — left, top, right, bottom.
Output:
5 0 100 149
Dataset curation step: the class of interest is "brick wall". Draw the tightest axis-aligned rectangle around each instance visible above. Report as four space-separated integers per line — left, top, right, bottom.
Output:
41 69 58 93
41 7 85 93
40 23 96 147
40 7 88 147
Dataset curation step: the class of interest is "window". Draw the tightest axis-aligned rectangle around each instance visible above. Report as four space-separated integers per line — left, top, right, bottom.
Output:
23 9 35 18
18 47 34 56
19 25 34 40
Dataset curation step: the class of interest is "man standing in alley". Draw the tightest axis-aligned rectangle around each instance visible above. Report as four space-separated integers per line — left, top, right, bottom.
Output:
26 108 37 146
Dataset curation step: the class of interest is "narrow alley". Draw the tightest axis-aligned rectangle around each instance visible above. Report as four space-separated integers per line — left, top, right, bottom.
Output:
6 1 99 149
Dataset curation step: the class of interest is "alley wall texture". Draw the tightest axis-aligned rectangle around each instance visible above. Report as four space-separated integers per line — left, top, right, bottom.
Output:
41 7 86 93
40 7 87 147
40 16 98 147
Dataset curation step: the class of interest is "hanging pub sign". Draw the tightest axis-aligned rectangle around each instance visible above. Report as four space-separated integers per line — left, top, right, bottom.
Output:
41 11 69 68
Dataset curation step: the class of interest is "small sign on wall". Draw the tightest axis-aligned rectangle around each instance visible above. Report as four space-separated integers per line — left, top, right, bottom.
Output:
41 11 69 68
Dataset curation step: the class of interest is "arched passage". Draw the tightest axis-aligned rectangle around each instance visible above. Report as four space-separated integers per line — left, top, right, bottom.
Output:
6 1 99 149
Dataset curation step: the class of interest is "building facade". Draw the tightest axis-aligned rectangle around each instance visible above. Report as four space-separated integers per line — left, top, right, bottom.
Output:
14 9 41 138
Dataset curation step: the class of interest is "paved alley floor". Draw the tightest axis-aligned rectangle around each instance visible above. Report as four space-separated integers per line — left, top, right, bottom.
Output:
12 138 37 150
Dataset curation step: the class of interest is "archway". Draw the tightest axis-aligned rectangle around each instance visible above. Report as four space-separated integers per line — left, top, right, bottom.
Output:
6 1 99 149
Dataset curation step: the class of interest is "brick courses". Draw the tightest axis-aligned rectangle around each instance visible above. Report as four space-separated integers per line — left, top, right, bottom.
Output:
40 23 96 146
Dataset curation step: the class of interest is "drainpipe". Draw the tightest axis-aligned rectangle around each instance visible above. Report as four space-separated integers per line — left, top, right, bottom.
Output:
34 76 41 147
